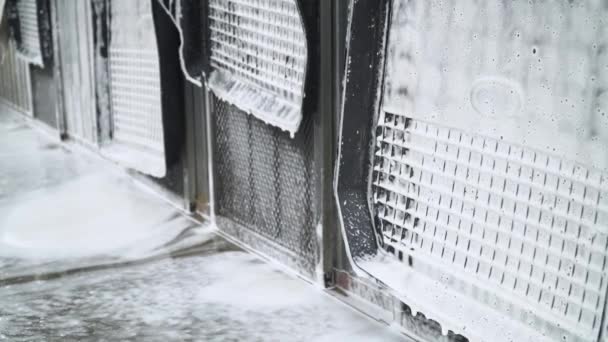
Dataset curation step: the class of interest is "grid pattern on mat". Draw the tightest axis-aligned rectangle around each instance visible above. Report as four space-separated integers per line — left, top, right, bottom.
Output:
372 111 608 339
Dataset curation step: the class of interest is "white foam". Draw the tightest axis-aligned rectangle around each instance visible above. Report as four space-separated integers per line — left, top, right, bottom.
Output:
0 172 184 260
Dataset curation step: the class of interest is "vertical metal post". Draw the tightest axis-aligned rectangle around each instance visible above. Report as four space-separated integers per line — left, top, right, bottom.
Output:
49 0 66 138
203 79 215 220
183 81 199 211
332 0 351 277
316 0 339 286
183 80 212 216
181 0 213 218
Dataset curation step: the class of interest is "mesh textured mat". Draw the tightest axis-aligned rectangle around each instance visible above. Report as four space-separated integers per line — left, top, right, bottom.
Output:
212 95 317 274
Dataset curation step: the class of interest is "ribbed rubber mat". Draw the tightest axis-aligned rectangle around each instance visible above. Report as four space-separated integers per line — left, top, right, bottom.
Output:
14 0 41 65
362 1 608 340
207 0 307 136
373 112 608 340
104 0 167 177
110 48 164 155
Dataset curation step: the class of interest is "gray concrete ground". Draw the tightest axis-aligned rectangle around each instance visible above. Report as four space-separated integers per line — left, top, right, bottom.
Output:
0 108 407 341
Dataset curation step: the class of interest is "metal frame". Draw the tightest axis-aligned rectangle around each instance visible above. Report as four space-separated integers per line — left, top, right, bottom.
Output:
51 0 112 143
317 0 343 285
179 0 348 285
183 81 211 215
183 0 330 282
52 0 98 146
49 0 65 137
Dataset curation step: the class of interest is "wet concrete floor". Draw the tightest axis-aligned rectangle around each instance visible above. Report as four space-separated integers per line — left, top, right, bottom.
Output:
0 108 407 341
